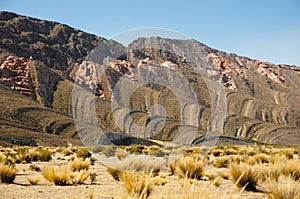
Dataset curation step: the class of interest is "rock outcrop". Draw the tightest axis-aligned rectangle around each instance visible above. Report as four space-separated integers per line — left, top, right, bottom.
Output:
0 56 33 96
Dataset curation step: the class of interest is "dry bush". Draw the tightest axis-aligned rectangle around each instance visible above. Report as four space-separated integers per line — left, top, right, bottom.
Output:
230 163 260 191
27 175 40 185
73 170 89 184
41 165 71 185
101 145 117 157
76 148 91 160
127 145 145 155
115 148 129 160
122 172 152 199
170 156 204 180
69 159 90 171
215 157 230 168
62 147 73 156
268 177 300 199
0 163 17 183
29 149 52 162
211 148 224 157
89 172 97 184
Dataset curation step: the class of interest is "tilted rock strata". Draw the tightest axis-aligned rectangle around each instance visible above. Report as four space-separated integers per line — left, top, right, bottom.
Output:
0 55 33 96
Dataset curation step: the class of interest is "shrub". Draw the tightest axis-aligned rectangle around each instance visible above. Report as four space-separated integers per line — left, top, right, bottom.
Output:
41 165 71 185
215 157 230 168
170 156 204 180
127 145 145 155
211 149 224 157
70 159 90 171
101 145 117 157
29 164 41 172
230 163 260 191
115 148 129 160
149 147 165 157
27 175 40 185
29 149 52 162
76 148 91 160
37 149 52 162
90 172 97 184
0 163 17 183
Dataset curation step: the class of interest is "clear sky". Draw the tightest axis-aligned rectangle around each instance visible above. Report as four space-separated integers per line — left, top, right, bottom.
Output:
1 0 300 66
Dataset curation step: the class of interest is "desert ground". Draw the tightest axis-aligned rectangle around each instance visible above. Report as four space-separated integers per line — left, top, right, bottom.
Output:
0 144 299 199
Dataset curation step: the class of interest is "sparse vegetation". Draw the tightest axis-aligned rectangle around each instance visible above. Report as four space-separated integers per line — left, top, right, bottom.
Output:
2 145 300 198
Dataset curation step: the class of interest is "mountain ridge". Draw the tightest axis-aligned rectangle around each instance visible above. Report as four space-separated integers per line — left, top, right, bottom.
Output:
0 11 299 147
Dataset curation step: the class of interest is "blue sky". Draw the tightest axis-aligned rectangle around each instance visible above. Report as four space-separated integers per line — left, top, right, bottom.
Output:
1 0 300 65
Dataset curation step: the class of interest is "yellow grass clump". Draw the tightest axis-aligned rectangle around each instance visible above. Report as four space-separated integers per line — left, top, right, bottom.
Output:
69 159 90 171
27 175 40 185
0 163 17 183
268 177 300 199
41 165 71 185
230 163 260 191
170 156 204 180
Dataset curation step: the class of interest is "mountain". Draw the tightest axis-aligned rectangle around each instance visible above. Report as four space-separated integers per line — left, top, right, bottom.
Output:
0 11 299 147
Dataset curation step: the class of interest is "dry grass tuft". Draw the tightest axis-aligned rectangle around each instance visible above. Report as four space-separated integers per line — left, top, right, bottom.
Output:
69 159 90 171
41 165 71 185
0 163 17 183
107 167 124 181
122 172 152 199
170 156 204 180
230 163 260 191
73 170 89 184
27 175 40 185
268 177 300 199
76 148 91 160
115 148 129 160
110 156 165 175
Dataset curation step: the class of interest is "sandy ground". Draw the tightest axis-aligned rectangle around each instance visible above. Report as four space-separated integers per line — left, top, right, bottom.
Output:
0 151 269 199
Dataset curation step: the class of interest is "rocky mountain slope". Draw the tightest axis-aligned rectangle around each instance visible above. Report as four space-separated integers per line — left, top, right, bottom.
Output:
0 11 299 147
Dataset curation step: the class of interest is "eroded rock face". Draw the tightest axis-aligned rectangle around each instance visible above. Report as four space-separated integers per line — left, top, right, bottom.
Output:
255 61 288 86
0 55 33 96
74 57 181 99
